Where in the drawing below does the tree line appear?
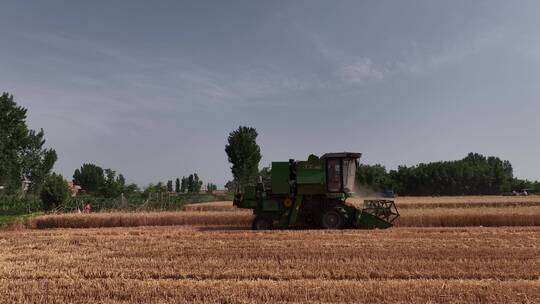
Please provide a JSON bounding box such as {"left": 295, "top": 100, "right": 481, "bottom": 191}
{"left": 2, "top": 90, "right": 539, "bottom": 213}
{"left": 1, "top": 91, "right": 221, "bottom": 211}
{"left": 73, "top": 163, "right": 137, "bottom": 198}
{"left": 74, "top": 164, "right": 215, "bottom": 197}
{"left": 222, "top": 126, "right": 540, "bottom": 196}
{"left": 163, "top": 174, "right": 215, "bottom": 194}
{"left": 357, "top": 153, "right": 539, "bottom": 196}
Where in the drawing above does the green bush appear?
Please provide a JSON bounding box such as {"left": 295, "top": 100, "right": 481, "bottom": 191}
{"left": 26, "top": 191, "right": 231, "bottom": 213}
{"left": 0, "top": 195, "right": 42, "bottom": 215}
{"left": 40, "top": 173, "right": 69, "bottom": 210}
{"left": 178, "top": 193, "right": 232, "bottom": 204}
{"left": 174, "top": 196, "right": 186, "bottom": 210}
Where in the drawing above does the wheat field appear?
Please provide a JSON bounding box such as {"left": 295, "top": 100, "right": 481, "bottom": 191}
{"left": 28, "top": 207, "right": 540, "bottom": 229}
{"left": 3, "top": 195, "right": 540, "bottom": 303}
{"left": 185, "top": 196, "right": 540, "bottom": 211}
{"left": 27, "top": 195, "right": 540, "bottom": 229}
{"left": 0, "top": 226, "right": 538, "bottom": 303}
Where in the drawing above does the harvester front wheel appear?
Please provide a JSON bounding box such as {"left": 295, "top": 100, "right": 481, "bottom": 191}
{"left": 252, "top": 216, "right": 273, "bottom": 230}
{"left": 320, "top": 209, "right": 345, "bottom": 229}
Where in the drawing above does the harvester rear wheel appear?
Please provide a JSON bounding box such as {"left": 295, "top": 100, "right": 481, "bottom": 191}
{"left": 320, "top": 209, "right": 345, "bottom": 229}
{"left": 252, "top": 216, "right": 273, "bottom": 230}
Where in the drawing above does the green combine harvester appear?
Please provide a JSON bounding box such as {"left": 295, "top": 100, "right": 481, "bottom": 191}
{"left": 233, "top": 152, "right": 399, "bottom": 230}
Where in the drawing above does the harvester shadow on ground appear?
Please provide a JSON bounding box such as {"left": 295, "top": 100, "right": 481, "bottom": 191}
{"left": 195, "top": 225, "right": 251, "bottom": 231}
{"left": 193, "top": 225, "right": 366, "bottom": 232}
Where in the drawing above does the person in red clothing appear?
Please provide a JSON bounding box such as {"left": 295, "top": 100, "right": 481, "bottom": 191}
{"left": 84, "top": 202, "right": 92, "bottom": 213}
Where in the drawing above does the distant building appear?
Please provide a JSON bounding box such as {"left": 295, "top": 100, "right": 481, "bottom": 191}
{"left": 211, "top": 190, "right": 226, "bottom": 195}
{"left": 68, "top": 181, "right": 82, "bottom": 197}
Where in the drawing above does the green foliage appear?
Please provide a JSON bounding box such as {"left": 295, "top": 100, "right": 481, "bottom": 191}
{"left": 40, "top": 173, "right": 69, "bottom": 210}
{"left": 143, "top": 182, "right": 167, "bottom": 197}
{"left": 0, "top": 92, "right": 57, "bottom": 193}
{"left": 0, "top": 215, "right": 18, "bottom": 226}
{"left": 20, "top": 129, "right": 58, "bottom": 193}
{"left": 57, "top": 191, "right": 229, "bottom": 212}
{"left": 206, "top": 183, "right": 218, "bottom": 192}
{"left": 0, "top": 92, "right": 28, "bottom": 192}
{"left": 225, "top": 126, "right": 262, "bottom": 188}
{"left": 73, "top": 164, "right": 105, "bottom": 193}
{"left": 356, "top": 164, "right": 390, "bottom": 192}
{"left": 180, "top": 176, "right": 187, "bottom": 193}
{"left": 167, "top": 180, "right": 173, "bottom": 192}
{"left": 101, "top": 169, "right": 125, "bottom": 197}
{"left": 193, "top": 174, "right": 202, "bottom": 192}
{"left": 358, "top": 153, "right": 516, "bottom": 196}
{"left": 174, "top": 196, "right": 186, "bottom": 209}
{"left": 63, "top": 193, "right": 136, "bottom": 212}
{"left": 511, "top": 179, "right": 540, "bottom": 194}
{"left": 224, "top": 180, "right": 238, "bottom": 193}
{"left": 176, "top": 192, "right": 231, "bottom": 204}
{"left": 259, "top": 166, "right": 271, "bottom": 190}
{"left": 187, "top": 175, "right": 194, "bottom": 192}
{"left": 0, "top": 212, "right": 44, "bottom": 227}
{"left": 181, "top": 173, "right": 203, "bottom": 193}
{"left": 124, "top": 183, "right": 139, "bottom": 196}
{"left": 0, "top": 194, "right": 42, "bottom": 215}
{"left": 73, "top": 164, "right": 127, "bottom": 198}
{"left": 175, "top": 178, "right": 180, "bottom": 193}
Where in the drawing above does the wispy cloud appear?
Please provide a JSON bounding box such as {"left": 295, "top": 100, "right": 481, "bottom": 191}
{"left": 396, "top": 30, "right": 502, "bottom": 75}
{"left": 10, "top": 31, "right": 286, "bottom": 107}
{"left": 309, "top": 33, "right": 393, "bottom": 86}
{"left": 339, "top": 57, "right": 390, "bottom": 84}
{"left": 310, "top": 28, "right": 502, "bottom": 87}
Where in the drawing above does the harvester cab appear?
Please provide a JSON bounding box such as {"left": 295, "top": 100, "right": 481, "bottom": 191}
{"left": 233, "top": 152, "right": 399, "bottom": 230}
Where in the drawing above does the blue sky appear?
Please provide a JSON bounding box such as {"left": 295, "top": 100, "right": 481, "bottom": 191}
{"left": 1, "top": 1, "right": 539, "bottom": 187}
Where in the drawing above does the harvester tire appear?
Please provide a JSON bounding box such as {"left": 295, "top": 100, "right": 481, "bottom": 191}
{"left": 320, "top": 209, "right": 345, "bottom": 229}
{"left": 283, "top": 197, "right": 293, "bottom": 208}
{"left": 252, "top": 216, "right": 273, "bottom": 230}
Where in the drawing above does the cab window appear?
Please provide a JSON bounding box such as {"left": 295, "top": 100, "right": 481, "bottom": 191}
{"left": 327, "top": 158, "right": 342, "bottom": 192}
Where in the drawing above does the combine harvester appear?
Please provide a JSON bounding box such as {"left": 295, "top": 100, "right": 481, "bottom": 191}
{"left": 234, "top": 152, "right": 399, "bottom": 230}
